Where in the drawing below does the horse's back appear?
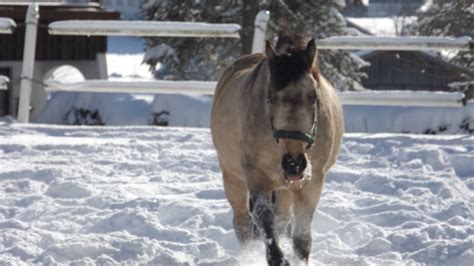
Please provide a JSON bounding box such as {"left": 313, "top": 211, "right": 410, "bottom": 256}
{"left": 212, "top": 53, "right": 264, "bottom": 101}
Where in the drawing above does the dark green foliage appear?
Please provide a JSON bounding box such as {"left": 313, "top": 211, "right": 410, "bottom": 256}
{"left": 140, "top": 0, "right": 366, "bottom": 91}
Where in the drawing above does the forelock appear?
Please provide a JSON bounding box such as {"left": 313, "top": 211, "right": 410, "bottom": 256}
{"left": 268, "top": 49, "right": 312, "bottom": 91}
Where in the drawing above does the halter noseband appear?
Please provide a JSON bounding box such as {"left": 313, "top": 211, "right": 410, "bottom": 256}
{"left": 270, "top": 97, "right": 319, "bottom": 150}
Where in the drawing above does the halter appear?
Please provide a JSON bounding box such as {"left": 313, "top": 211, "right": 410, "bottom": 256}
{"left": 270, "top": 95, "right": 319, "bottom": 150}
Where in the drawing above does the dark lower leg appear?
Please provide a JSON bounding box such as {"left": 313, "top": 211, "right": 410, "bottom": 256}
{"left": 252, "top": 192, "right": 288, "bottom": 266}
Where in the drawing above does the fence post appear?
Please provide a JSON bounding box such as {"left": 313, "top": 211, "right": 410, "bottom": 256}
{"left": 17, "top": 3, "right": 39, "bottom": 123}
{"left": 251, "top": 10, "right": 270, "bottom": 54}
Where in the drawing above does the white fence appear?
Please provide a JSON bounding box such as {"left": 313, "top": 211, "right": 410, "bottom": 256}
{"left": 6, "top": 3, "right": 473, "bottom": 122}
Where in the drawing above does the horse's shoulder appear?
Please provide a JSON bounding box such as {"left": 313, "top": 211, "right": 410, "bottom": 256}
{"left": 232, "top": 53, "right": 265, "bottom": 72}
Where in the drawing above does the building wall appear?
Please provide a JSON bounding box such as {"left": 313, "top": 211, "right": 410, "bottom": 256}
{"left": 360, "top": 51, "right": 467, "bottom": 92}
{"left": 344, "top": 0, "right": 424, "bottom": 17}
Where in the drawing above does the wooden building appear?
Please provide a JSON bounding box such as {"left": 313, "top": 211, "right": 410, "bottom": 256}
{"left": 0, "top": 2, "right": 119, "bottom": 119}
{"left": 359, "top": 50, "right": 473, "bottom": 93}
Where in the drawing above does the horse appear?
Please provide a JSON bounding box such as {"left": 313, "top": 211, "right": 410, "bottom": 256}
{"left": 211, "top": 35, "right": 344, "bottom": 265}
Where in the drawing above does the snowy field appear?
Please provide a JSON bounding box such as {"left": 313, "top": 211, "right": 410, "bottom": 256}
{"left": 0, "top": 120, "right": 473, "bottom": 265}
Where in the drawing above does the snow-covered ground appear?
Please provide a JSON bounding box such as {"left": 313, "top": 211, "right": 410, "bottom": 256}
{"left": 0, "top": 121, "right": 472, "bottom": 265}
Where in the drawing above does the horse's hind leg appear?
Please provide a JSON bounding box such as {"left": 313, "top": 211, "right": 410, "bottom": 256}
{"left": 223, "top": 170, "right": 254, "bottom": 243}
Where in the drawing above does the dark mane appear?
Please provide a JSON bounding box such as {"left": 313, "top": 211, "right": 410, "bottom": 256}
{"left": 268, "top": 35, "right": 318, "bottom": 90}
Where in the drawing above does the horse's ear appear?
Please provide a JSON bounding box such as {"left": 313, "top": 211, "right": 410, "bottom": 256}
{"left": 305, "top": 39, "right": 318, "bottom": 67}
{"left": 265, "top": 41, "right": 277, "bottom": 63}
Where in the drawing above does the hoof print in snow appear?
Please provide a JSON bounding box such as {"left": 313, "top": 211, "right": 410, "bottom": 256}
{"left": 45, "top": 183, "right": 91, "bottom": 199}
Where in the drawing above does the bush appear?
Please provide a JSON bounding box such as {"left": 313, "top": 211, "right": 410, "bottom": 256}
{"left": 65, "top": 107, "right": 105, "bottom": 126}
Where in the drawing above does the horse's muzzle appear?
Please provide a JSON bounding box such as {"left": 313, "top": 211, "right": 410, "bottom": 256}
{"left": 281, "top": 153, "right": 307, "bottom": 181}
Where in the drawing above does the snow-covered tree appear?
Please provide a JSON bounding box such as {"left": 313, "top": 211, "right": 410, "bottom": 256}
{"left": 140, "top": 0, "right": 366, "bottom": 90}
{"left": 417, "top": 0, "right": 473, "bottom": 69}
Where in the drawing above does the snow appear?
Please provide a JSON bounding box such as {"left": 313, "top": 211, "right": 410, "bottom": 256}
{"left": 142, "top": 44, "right": 178, "bottom": 65}
{"left": 317, "top": 36, "right": 472, "bottom": 51}
{"left": 36, "top": 89, "right": 474, "bottom": 133}
{"left": 339, "top": 90, "right": 464, "bottom": 107}
{"left": 0, "top": 17, "right": 16, "bottom": 34}
{"left": 49, "top": 20, "right": 241, "bottom": 38}
{"left": 106, "top": 54, "right": 153, "bottom": 80}
{"left": 346, "top": 17, "right": 417, "bottom": 36}
{"left": 43, "top": 79, "right": 216, "bottom": 95}
{"left": 467, "top": 4, "right": 474, "bottom": 15}
{"left": 0, "top": 75, "right": 9, "bottom": 90}
{"left": 0, "top": 122, "right": 472, "bottom": 265}
{"left": 150, "top": 94, "right": 212, "bottom": 127}
{"left": 344, "top": 101, "right": 474, "bottom": 134}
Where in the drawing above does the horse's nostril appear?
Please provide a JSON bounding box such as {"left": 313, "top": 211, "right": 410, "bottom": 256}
{"left": 282, "top": 153, "right": 307, "bottom": 176}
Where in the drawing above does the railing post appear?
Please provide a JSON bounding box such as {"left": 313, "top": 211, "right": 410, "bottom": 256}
{"left": 17, "top": 3, "right": 39, "bottom": 123}
{"left": 251, "top": 10, "right": 270, "bottom": 54}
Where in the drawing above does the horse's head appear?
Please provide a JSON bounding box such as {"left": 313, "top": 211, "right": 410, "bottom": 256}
{"left": 265, "top": 38, "right": 319, "bottom": 182}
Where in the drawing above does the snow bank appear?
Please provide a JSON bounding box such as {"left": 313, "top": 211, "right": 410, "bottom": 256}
{"left": 36, "top": 92, "right": 154, "bottom": 126}
{"left": 0, "top": 124, "right": 472, "bottom": 265}
{"left": 0, "top": 17, "right": 16, "bottom": 34}
{"left": 106, "top": 54, "right": 153, "bottom": 79}
{"left": 0, "top": 75, "right": 9, "bottom": 90}
{"left": 36, "top": 92, "right": 474, "bottom": 134}
{"left": 150, "top": 94, "right": 212, "bottom": 127}
{"left": 344, "top": 102, "right": 474, "bottom": 134}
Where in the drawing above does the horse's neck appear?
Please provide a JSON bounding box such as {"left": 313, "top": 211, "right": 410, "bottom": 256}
{"left": 240, "top": 59, "right": 272, "bottom": 133}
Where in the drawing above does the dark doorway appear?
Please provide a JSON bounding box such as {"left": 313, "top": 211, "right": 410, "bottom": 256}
{"left": 0, "top": 67, "right": 11, "bottom": 116}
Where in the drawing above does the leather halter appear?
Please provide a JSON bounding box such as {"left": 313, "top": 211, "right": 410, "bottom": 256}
{"left": 270, "top": 94, "right": 319, "bottom": 150}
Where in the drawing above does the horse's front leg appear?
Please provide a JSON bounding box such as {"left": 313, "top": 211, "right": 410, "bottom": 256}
{"left": 292, "top": 175, "right": 324, "bottom": 263}
{"left": 252, "top": 191, "right": 289, "bottom": 266}
{"left": 246, "top": 167, "right": 289, "bottom": 266}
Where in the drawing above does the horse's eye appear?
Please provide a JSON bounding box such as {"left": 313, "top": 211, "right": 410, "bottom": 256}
{"left": 308, "top": 91, "right": 317, "bottom": 104}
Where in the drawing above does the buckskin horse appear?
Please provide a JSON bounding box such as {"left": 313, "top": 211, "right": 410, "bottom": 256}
{"left": 211, "top": 35, "right": 344, "bottom": 265}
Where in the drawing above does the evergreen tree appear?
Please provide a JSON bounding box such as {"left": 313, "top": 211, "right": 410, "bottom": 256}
{"left": 140, "top": 0, "right": 366, "bottom": 90}
{"left": 417, "top": 0, "right": 473, "bottom": 69}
